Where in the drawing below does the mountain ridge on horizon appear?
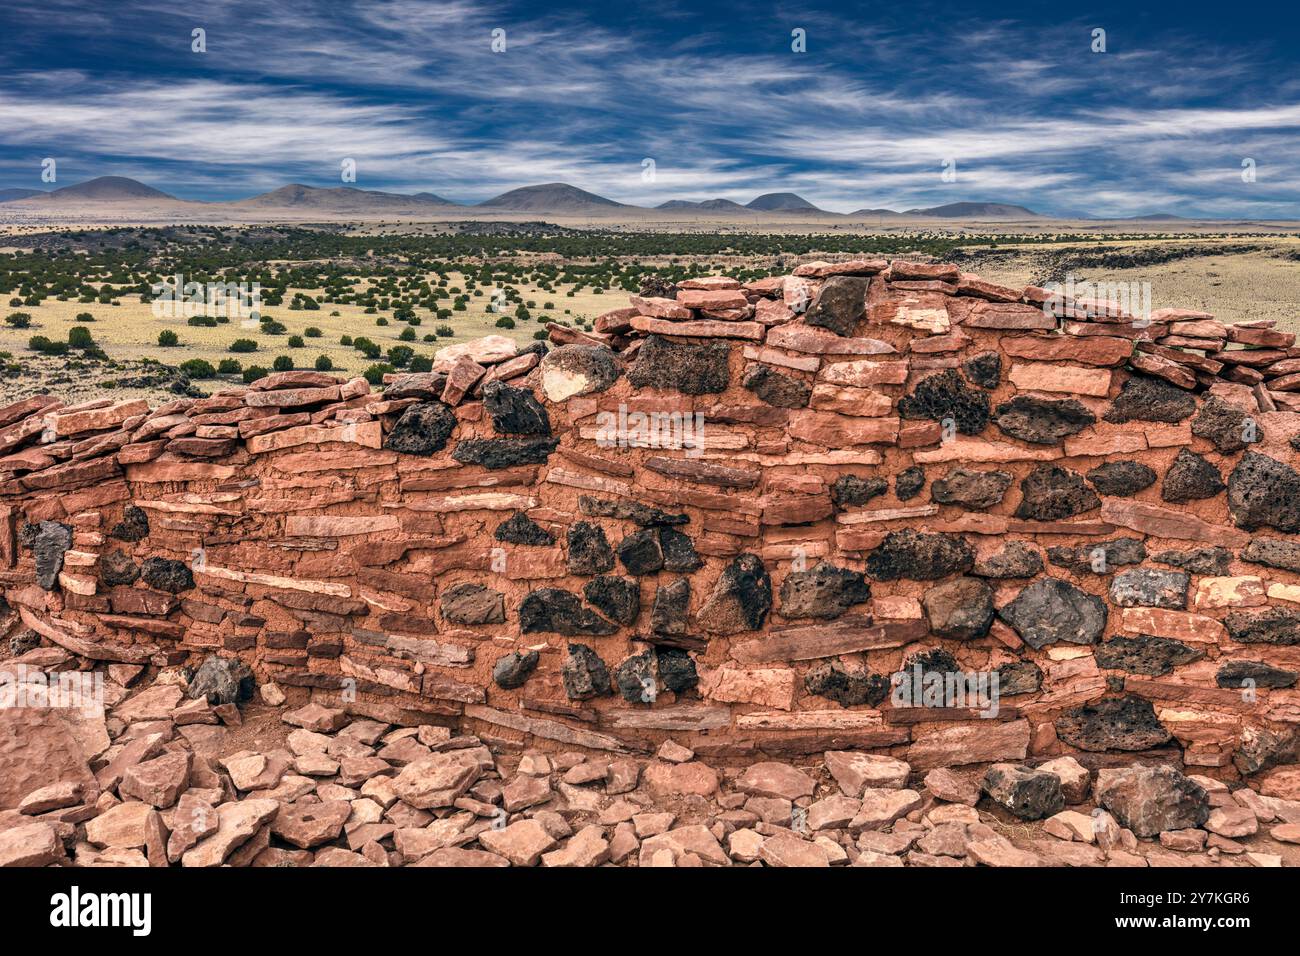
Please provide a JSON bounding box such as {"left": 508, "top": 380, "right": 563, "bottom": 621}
{"left": 0, "top": 175, "right": 1257, "bottom": 221}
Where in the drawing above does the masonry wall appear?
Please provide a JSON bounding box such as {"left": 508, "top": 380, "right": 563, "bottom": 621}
{"left": 4, "top": 258, "right": 1300, "bottom": 788}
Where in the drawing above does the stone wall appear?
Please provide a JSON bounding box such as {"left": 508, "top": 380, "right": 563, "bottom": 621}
{"left": 4, "top": 257, "right": 1300, "bottom": 790}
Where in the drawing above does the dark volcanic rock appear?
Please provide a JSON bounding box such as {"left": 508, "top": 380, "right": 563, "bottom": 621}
{"left": 616, "top": 528, "right": 663, "bottom": 576}
{"left": 930, "top": 468, "right": 1013, "bottom": 509}
{"left": 1235, "top": 727, "right": 1300, "bottom": 776}
{"left": 659, "top": 528, "right": 702, "bottom": 573}
{"left": 638, "top": 276, "right": 677, "bottom": 299}
{"left": 452, "top": 437, "right": 558, "bottom": 470}
{"left": 1216, "top": 660, "right": 1297, "bottom": 690}
{"left": 894, "top": 466, "right": 925, "bottom": 501}
{"left": 494, "top": 511, "right": 555, "bottom": 546}
{"left": 8, "top": 629, "right": 39, "bottom": 657}
{"left": 1056, "top": 695, "right": 1172, "bottom": 752}
{"left": 650, "top": 578, "right": 690, "bottom": 635}
{"left": 804, "top": 275, "right": 869, "bottom": 336}
{"left": 804, "top": 661, "right": 891, "bottom": 707}
{"left": 1087, "top": 461, "right": 1157, "bottom": 497}
{"left": 779, "top": 561, "right": 871, "bottom": 620}
{"left": 922, "top": 576, "right": 994, "bottom": 639}
{"left": 1095, "top": 635, "right": 1204, "bottom": 676}
{"left": 562, "top": 643, "right": 613, "bottom": 699}
{"left": 1192, "top": 395, "right": 1260, "bottom": 453}
{"left": 100, "top": 549, "right": 140, "bottom": 587}
{"left": 518, "top": 589, "right": 619, "bottom": 637}
{"left": 867, "top": 530, "right": 974, "bottom": 581}
{"left": 973, "top": 541, "right": 1043, "bottom": 579}
{"left": 1095, "top": 765, "right": 1209, "bottom": 837}
{"left": 188, "top": 654, "right": 255, "bottom": 705}
{"left": 897, "top": 369, "right": 990, "bottom": 435}
{"left": 1014, "top": 465, "right": 1100, "bottom": 520}
{"left": 1242, "top": 537, "right": 1300, "bottom": 573}
{"left": 982, "top": 764, "right": 1065, "bottom": 821}
{"left": 997, "top": 660, "right": 1043, "bottom": 696}
{"left": 696, "top": 553, "right": 771, "bottom": 634}
{"left": 566, "top": 522, "right": 615, "bottom": 575}
{"left": 831, "top": 474, "right": 888, "bottom": 508}
{"left": 963, "top": 351, "right": 1001, "bottom": 389}
{"left": 656, "top": 647, "right": 698, "bottom": 694}
{"left": 481, "top": 380, "right": 551, "bottom": 436}
{"left": 384, "top": 401, "right": 457, "bottom": 455}
{"left": 31, "top": 521, "right": 72, "bottom": 591}
{"left": 539, "top": 344, "right": 620, "bottom": 397}
{"left": 741, "top": 364, "right": 811, "bottom": 408}
{"left": 1047, "top": 537, "right": 1146, "bottom": 575}
{"left": 441, "top": 583, "right": 506, "bottom": 625}
{"left": 492, "top": 650, "right": 539, "bottom": 690}
{"left": 1225, "top": 607, "right": 1300, "bottom": 645}
{"left": 109, "top": 505, "right": 150, "bottom": 542}
{"left": 1161, "top": 448, "right": 1224, "bottom": 502}
{"left": 614, "top": 650, "right": 658, "bottom": 703}
{"left": 1103, "top": 375, "right": 1196, "bottom": 424}
{"left": 997, "top": 577, "right": 1107, "bottom": 649}
{"left": 627, "top": 334, "right": 730, "bottom": 394}
{"left": 1108, "top": 568, "right": 1189, "bottom": 609}
{"left": 993, "top": 396, "right": 1095, "bottom": 445}
{"left": 583, "top": 576, "right": 641, "bottom": 626}
{"left": 578, "top": 496, "right": 688, "bottom": 528}
{"left": 1228, "top": 452, "right": 1300, "bottom": 532}
{"left": 1153, "top": 547, "right": 1232, "bottom": 576}
{"left": 141, "top": 557, "right": 194, "bottom": 593}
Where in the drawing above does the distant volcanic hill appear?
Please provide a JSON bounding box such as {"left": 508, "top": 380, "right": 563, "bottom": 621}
{"left": 477, "top": 183, "right": 629, "bottom": 212}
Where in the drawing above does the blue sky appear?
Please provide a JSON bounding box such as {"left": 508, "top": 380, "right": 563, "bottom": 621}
{"left": 2, "top": 0, "right": 1299, "bottom": 217}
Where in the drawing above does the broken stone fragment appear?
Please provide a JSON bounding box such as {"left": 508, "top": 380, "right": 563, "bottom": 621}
{"left": 696, "top": 553, "right": 772, "bottom": 634}
{"left": 452, "top": 437, "right": 558, "bottom": 470}
{"left": 109, "top": 504, "right": 150, "bottom": 541}
{"left": 922, "top": 576, "right": 994, "bottom": 639}
{"left": 1191, "top": 395, "right": 1260, "bottom": 453}
{"left": 188, "top": 654, "right": 255, "bottom": 704}
{"left": 30, "top": 520, "right": 72, "bottom": 590}
{"left": 867, "top": 530, "right": 974, "bottom": 581}
{"left": 804, "top": 660, "right": 890, "bottom": 707}
{"left": 655, "top": 647, "right": 698, "bottom": 694}
{"left": 566, "top": 521, "right": 615, "bottom": 575}
{"left": 982, "top": 764, "right": 1065, "bottom": 820}
{"left": 929, "top": 467, "right": 1012, "bottom": 509}
{"left": 614, "top": 649, "right": 657, "bottom": 703}
{"left": 494, "top": 511, "right": 555, "bottom": 546}
{"left": 583, "top": 575, "right": 641, "bottom": 626}
{"left": 539, "top": 344, "right": 621, "bottom": 401}
{"left": 616, "top": 528, "right": 663, "bottom": 575}
{"left": 493, "top": 650, "right": 540, "bottom": 689}
{"left": 894, "top": 466, "right": 925, "bottom": 501}
{"left": 1225, "top": 606, "right": 1300, "bottom": 645}
{"left": 778, "top": 561, "right": 871, "bottom": 620}
{"left": 441, "top": 582, "right": 507, "bottom": 625}
{"left": 578, "top": 496, "right": 689, "bottom": 528}
{"left": 996, "top": 660, "right": 1043, "bottom": 696}
{"left": 803, "top": 275, "right": 869, "bottom": 336}
{"left": 1241, "top": 537, "right": 1300, "bottom": 573}
{"left": 1055, "top": 695, "right": 1172, "bottom": 752}
{"left": 650, "top": 578, "right": 690, "bottom": 635}
{"left": 141, "top": 557, "right": 194, "bottom": 593}
{"left": 997, "top": 577, "right": 1107, "bottom": 648}
{"left": 1216, "top": 660, "right": 1298, "bottom": 690}
{"left": 481, "top": 380, "right": 551, "bottom": 435}
{"left": 1108, "top": 568, "right": 1189, "bottom": 609}
{"left": 659, "top": 528, "right": 702, "bottom": 572}
{"left": 830, "top": 474, "right": 888, "bottom": 508}
{"left": 562, "top": 643, "right": 613, "bottom": 699}
{"left": 1086, "top": 460, "right": 1157, "bottom": 496}
{"left": 1094, "top": 765, "right": 1209, "bottom": 837}
{"left": 742, "top": 363, "right": 810, "bottom": 408}
{"left": 1046, "top": 537, "right": 1145, "bottom": 575}
{"left": 1228, "top": 451, "right": 1300, "bottom": 532}
{"left": 897, "top": 369, "right": 989, "bottom": 435}
{"left": 518, "top": 589, "right": 619, "bottom": 637}
{"left": 992, "top": 395, "right": 1095, "bottom": 444}
{"left": 383, "top": 401, "right": 457, "bottom": 455}
{"left": 1161, "top": 448, "right": 1224, "bottom": 502}
{"left": 1014, "top": 465, "right": 1100, "bottom": 521}
{"left": 627, "top": 335, "right": 730, "bottom": 394}
{"left": 1154, "top": 546, "right": 1232, "bottom": 576}
{"left": 100, "top": 549, "right": 140, "bottom": 586}
{"left": 962, "top": 351, "right": 1001, "bottom": 389}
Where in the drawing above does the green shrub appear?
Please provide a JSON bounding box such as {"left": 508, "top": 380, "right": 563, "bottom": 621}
{"left": 435, "top": 325, "right": 454, "bottom": 337}
{"left": 409, "top": 355, "right": 433, "bottom": 372}
{"left": 398, "top": 327, "right": 416, "bottom": 341}
{"left": 218, "top": 358, "right": 242, "bottom": 374}
{"left": 314, "top": 354, "right": 333, "bottom": 371}
{"left": 179, "top": 358, "right": 216, "bottom": 378}
{"left": 339, "top": 334, "right": 353, "bottom": 346}
{"left": 288, "top": 335, "right": 304, "bottom": 348}
{"left": 386, "top": 345, "right": 414, "bottom": 368}
{"left": 272, "top": 355, "right": 294, "bottom": 372}
{"left": 304, "top": 327, "right": 322, "bottom": 338}
{"left": 5, "top": 312, "right": 32, "bottom": 329}
{"left": 157, "top": 330, "right": 179, "bottom": 347}
{"left": 76, "top": 311, "right": 95, "bottom": 322}
{"left": 242, "top": 365, "right": 268, "bottom": 383}
{"left": 363, "top": 362, "right": 394, "bottom": 385}
{"left": 494, "top": 316, "right": 515, "bottom": 329}
{"left": 187, "top": 315, "right": 218, "bottom": 327}
{"left": 532, "top": 330, "right": 549, "bottom": 340}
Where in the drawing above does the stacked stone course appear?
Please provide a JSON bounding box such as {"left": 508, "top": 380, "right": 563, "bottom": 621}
{"left": 4, "top": 257, "right": 1300, "bottom": 794}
